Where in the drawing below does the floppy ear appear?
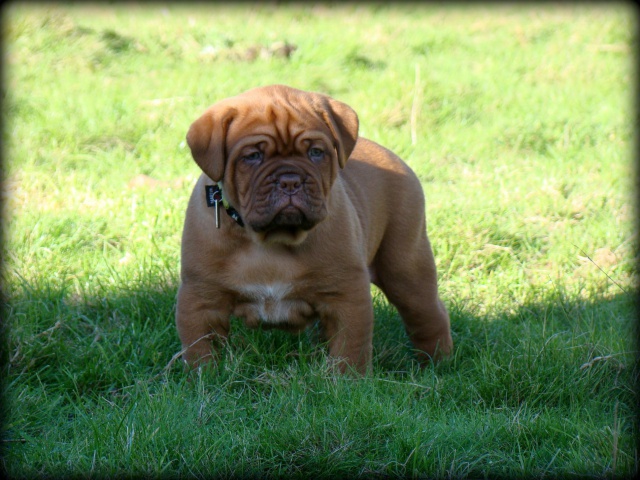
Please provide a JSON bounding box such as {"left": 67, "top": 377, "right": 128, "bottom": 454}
{"left": 186, "top": 104, "right": 236, "bottom": 183}
{"left": 316, "top": 96, "right": 359, "bottom": 169}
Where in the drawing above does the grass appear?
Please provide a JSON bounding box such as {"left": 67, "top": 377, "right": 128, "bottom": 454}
{"left": 2, "top": 2, "right": 637, "bottom": 478}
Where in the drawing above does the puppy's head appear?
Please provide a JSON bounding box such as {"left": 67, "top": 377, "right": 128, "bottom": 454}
{"left": 186, "top": 85, "right": 359, "bottom": 245}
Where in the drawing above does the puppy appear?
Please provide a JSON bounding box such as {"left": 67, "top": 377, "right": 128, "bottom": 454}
{"left": 176, "top": 85, "right": 452, "bottom": 374}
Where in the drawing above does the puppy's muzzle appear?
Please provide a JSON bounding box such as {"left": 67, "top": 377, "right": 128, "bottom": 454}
{"left": 245, "top": 166, "right": 328, "bottom": 243}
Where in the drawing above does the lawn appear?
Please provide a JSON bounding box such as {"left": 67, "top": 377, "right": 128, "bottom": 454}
{"left": 1, "top": 3, "right": 637, "bottom": 478}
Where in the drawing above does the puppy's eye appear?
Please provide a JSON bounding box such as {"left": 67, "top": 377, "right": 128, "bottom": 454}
{"left": 308, "top": 147, "right": 324, "bottom": 162}
{"left": 242, "top": 151, "right": 263, "bottom": 164}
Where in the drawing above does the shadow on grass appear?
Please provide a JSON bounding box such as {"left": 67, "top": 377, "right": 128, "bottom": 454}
{"left": 2, "top": 276, "right": 637, "bottom": 398}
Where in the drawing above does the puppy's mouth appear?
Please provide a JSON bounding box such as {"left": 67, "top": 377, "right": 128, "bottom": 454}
{"left": 262, "top": 206, "right": 316, "bottom": 231}
{"left": 250, "top": 205, "right": 317, "bottom": 244}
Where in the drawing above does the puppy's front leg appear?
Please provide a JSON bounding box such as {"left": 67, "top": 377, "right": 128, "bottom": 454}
{"left": 319, "top": 284, "right": 374, "bottom": 375}
{"left": 175, "top": 283, "right": 231, "bottom": 368}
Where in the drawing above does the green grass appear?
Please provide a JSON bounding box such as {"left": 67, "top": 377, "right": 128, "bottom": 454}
{"left": 2, "top": 3, "right": 637, "bottom": 478}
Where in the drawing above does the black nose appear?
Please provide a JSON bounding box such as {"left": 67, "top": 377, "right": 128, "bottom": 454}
{"left": 277, "top": 173, "right": 302, "bottom": 195}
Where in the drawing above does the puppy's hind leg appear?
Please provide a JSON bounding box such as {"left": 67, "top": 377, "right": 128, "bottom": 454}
{"left": 373, "top": 230, "right": 452, "bottom": 364}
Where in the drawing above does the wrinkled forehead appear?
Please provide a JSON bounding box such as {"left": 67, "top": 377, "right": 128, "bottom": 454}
{"left": 223, "top": 90, "right": 333, "bottom": 152}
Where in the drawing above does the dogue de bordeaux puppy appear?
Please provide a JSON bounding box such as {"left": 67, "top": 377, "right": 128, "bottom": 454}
{"left": 176, "top": 84, "right": 452, "bottom": 374}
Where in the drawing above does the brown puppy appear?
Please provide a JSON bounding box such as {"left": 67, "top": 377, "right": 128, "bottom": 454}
{"left": 176, "top": 85, "right": 452, "bottom": 374}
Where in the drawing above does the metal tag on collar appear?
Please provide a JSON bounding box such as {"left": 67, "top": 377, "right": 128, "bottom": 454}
{"left": 205, "top": 185, "right": 222, "bottom": 229}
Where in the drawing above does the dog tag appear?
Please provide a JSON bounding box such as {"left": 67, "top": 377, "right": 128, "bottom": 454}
{"left": 205, "top": 185, "right": 221, "bottom": 229}
{"left": 214, "top": 198, "right": 220, "bottom": 228}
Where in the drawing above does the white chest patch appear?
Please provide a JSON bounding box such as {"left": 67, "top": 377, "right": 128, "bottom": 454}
{"left": 238, "top": 283, "right": 295, "bottom": 323}
{"left": 242, "top": 283, "right": 292, "bottom": 302}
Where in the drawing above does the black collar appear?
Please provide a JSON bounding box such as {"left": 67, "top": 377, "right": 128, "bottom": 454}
{"left": 205, "top": 184, "right": 244, "bottom": 228}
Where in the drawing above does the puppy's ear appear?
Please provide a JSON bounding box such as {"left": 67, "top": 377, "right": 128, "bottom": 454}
{"left": 316, "top": 97, "right": 359, "bottom": 169}
{"left": 186, "top": 105, "right": 236, "bottom": 183}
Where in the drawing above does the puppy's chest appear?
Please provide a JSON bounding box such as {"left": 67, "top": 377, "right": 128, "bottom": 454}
{"left": 223, "top": 246, "right": 318, "bottom": 327}
{"left": 232, "top": 282, "right": 314, "bottom": 327}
